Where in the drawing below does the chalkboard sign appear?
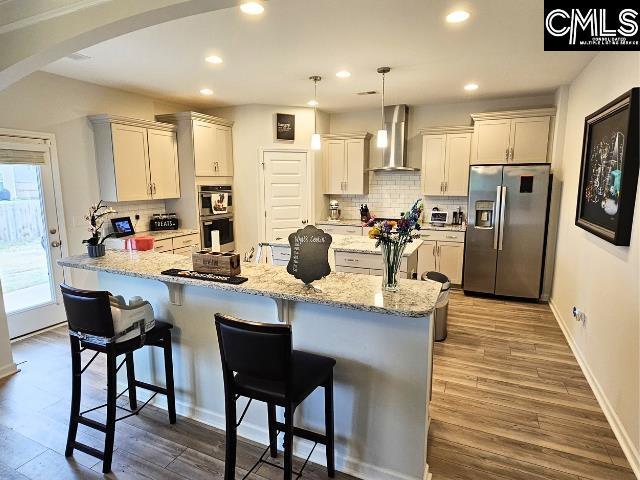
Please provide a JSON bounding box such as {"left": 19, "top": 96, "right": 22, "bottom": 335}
{"left": 286, "top": 225, "right": 332, "bottom": 284}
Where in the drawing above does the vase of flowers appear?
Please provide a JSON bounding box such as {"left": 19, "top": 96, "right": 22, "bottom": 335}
{"left": 83, "top": 201, "right": 117, "bottom": 257}
{"left": 368, "top": 199, "right": 423, "bottom": 292}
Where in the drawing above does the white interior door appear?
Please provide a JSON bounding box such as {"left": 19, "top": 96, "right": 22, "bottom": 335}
{"left": 262, "top": 150, "right": 309, "bottom": 243}
{"left": 0, "top": 135, "right": 66, "bottom": 338}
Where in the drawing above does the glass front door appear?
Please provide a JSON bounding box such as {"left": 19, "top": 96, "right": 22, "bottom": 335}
{"left": 0, "top": 138, "right": 65, "bottom": 338}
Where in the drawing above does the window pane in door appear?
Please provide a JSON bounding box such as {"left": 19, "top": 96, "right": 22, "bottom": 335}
{"left": 0, "top": 164, "right": 53, "bottom": 314}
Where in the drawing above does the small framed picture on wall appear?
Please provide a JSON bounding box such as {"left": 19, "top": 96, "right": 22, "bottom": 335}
{"left": 575, "top": 87, "right": 639, "bottom": 246}
{"left": 275, "top": 113, "right": 295, "bottom": 142}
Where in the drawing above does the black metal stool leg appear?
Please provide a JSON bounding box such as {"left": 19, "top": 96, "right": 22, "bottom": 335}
{"left": 125, "top": 352, "right": 137, "bottom": 411}
{"left": 163, "top": 331, "right": 177, "bottom": 424}
{"left": 224, "top": 393, "right": 237, "bottom": 480}
{"left": 267, "top": 403, "right": 278, "bottom": 458}
{"left": 324, "top": 374, "right": 335, "bottom": 478}
{"left": 65, "top": 336, "right": 82, "bottom": 457}
{"left": 283, "top": 404, "right": 294, "bottom": 480}
{"left": 103, "top": 351, "right": 117, "bottom": 473}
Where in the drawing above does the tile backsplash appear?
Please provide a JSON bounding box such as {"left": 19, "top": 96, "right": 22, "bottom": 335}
{"left": 103, "top": 200, "right": 166, "bottom": 234}
{"left": 329, "top": 171, "right": 467, "bottom": 222}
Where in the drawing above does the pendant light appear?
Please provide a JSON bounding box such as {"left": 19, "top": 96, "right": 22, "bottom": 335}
{"left": 376, "top": 67, "right": 390, "bottom": 149}
{"left": 310, "top": 75, "right": 322, "bottom": 150}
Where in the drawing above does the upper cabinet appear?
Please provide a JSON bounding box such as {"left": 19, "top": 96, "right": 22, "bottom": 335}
{"left": 420, "top": 126, "right": 472, "bottom": 196}
{"left": 156, "top": 112, "right": 234, "bottom": 178}
{"left": 470, "top": 108, "right": 555, "bottom": 165}
{"left": 322, "top": 132, "right": 371, "bottom": 195}
{"left": 90, "top": 115, "right": 180, "bottom": 202}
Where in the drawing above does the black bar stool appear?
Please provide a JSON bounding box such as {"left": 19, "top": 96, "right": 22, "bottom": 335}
{"left": 215, "top": 313, "right": 336, "bottom": 480}
{"left": 60, "top": 284, "right": 177, "bottom": 473}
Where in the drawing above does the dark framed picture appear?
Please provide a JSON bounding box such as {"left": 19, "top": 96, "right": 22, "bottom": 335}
{"left": 575, "top": 88, "right": 639, "bottom": 246}
{"left": 275, "top": 113, "right": 295, "bottom": 141}
{"left": 110, "top": 216, "right": 135, "bottom": 237}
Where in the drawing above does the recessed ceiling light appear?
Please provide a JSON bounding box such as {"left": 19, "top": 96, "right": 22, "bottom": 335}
{"left": 200, "top": 88, "right": 214, "bottom": 95}
{"left": 336, "top": 70, "right": 351, "bottom": 78}
{"left": 307, "top": 100, "right": 319, "bottom": 107}
{"left": 205, "top": 55, "right": 223, "bottom": 64}
{"left": 446, "top": 10, "right": 470, "bottom": 23}
{"left": 240, "top": 2, "right": 264, "bottom": 15}
{"left": 464, "top": 83, "right": 479, "bottom": 91}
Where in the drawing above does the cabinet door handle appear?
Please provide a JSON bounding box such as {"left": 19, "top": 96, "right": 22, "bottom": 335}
{"left": 432, "top": 245, "right": 436, "bottom": 256}
{"left": 444, "top": 181, "right": 448, "bottom": 193}
{"left": 509, "top": 147, "right": 514, "bottom": 161}
{"left": 152, "top": 182, "right": 156, "bottom": 194}
{"left": 446, "top": 235, "right": 457, "bottom": 239}
{"left": 505, "top": 147, "right": 509, "bottom": 161}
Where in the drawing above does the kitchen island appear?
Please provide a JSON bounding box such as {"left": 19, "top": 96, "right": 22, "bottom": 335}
{"left": 58, "top": 250, "right": 440, "bottom": 480}
{"left": 266, "top": 234, "right": 422, "bottom": 279}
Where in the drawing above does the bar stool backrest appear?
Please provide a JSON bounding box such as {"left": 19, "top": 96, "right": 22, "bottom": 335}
{"left": 61, "top": 284, "right": 115, "bottom": 338}
{"left": 215, "top": 313, "right": 292, "bottom": 387}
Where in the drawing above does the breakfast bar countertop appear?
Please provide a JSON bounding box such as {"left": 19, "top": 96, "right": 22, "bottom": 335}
{"left": 266, "top": 234, "right": 422, "bottom": 257}
{"left": 58, "top": 250, "right": 441, "bottom": 317}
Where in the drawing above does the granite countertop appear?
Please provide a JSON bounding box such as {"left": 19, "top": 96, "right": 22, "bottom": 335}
{"left": 58, "top": 251, "right": 441, "bottom": 317}
{"left": 266, "top": 234, "right": 422, "bottom": 257}
{"left": 113, "top": 229, "right": 199, "bottom": 241}
{"left": 315, "top": 219, "right": 364, "bottom": 227}
{"left": 420, "top": 224, "right": 467, "bottom": 232}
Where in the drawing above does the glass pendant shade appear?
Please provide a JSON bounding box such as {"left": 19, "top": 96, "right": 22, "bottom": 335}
{"left": 311, "top": 133, "right": 321, "bottom": 150}
{"left": 377, "top": 129, "right": 388, "bottom": 148}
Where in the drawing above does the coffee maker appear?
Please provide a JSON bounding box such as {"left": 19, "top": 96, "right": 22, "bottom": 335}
{"left": 329, "top": 200, "right": 341, "bottom": 220}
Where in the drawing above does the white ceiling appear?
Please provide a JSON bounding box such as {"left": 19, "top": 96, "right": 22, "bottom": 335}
{"left": 42, "top": 0, "right": 595, "bottom": 113}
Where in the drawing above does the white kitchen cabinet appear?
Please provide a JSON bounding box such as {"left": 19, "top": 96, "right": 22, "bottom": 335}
{"left": 470, "top": 109, "right": 555, "bottom": 165}
{"left": 420, "top": 127, "right": 472, "bottom": 196}
{"left": 147, "top": 128, "right": 180, "bottom": 199}
{"left": 156, "top": 112, "right": 234, "bottom": 178}
{"left": 417, "top": 230, "right": 465, "bottom": 284}
{"left": 90, "top": 115, "right": 180, "bottom": 202}
{"left": 322, "top": 133, "right": 371, "bottom": 195}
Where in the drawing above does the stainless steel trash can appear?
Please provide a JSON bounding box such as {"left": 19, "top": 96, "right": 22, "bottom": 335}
{"left": 422, "top": 271, "right": 450, "bottom": 342}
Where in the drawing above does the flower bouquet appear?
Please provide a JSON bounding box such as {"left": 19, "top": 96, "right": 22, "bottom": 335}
{"left": 367, "top": 199, "right": 423, "bottom": 291}
{"left": 83, "top": 201, "right": 117, "bottom": 257}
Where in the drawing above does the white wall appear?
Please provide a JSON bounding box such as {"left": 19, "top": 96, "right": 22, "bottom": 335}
{"left": 550, "top": 52, "right": 640, "bottom": 476}
{"left": 0, "top": 71, "right": 194, "bottom": 289}
{"left": 208, "top": 105, "right": 329, "bottom": 256}
{"left": 0, "top": 281, "right": 16, "bottom": 379}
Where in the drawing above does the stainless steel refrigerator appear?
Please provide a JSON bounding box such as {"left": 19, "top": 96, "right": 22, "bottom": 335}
{"left": 463, "top": 165, "right": 551, "bottom": 299}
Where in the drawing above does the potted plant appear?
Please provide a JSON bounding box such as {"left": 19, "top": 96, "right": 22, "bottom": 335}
{"left": 367, "top": 199, "right": 423, "bottom": 291}
{"left": 83, "top": 201, "right": 117, "bottom": 257}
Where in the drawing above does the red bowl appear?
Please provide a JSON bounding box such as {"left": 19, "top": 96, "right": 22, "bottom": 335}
{"left": 125, "top": 236, "right": 155, "bottom": 251}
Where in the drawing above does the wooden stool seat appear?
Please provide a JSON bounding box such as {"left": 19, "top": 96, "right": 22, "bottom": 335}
{"left": 215, "top": 313, "right": 335, "bottom": 480}
{"left": 60, "top": 284, "right": 177, "bottom": 474}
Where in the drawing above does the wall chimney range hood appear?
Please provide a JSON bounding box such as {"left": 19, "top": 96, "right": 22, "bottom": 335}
{"left": 369, "top": 104, "right": 419, "bottom": 172}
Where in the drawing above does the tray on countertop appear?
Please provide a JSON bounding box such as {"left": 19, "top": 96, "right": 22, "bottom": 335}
{"left": 161, "top": 268, "right": 248, "bottom": 285}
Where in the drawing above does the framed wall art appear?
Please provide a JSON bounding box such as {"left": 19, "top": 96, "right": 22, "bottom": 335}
{"left": 575, "top": 87, "right": 639, "bottom": 246}
{"left": 275, "top": 113, "right": 295, "bottom": 142}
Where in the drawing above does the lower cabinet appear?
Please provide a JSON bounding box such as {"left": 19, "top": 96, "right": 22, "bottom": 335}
{"left": 417, "top": 231, "right": 465, "bottom": 284}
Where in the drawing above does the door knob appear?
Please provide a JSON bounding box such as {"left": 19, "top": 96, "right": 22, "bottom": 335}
{"left": 49, "top": 228, "right": 57, "bottom": 234}
{"left": 51, "top": 240, "right": 61, "bottom": 248}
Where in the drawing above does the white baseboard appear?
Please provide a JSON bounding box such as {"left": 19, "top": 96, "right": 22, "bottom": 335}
{"left": 0, "top": 362, "right": 18, "bottom": 380}
{"left": 130, "top": 386, "right": 425, "bottom": 480}
{"left": 549, "top": 300, "right": 640, "bottom": 479}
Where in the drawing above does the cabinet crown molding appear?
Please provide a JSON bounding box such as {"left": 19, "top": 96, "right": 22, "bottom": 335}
{"left": 155, "top": 111, "right": 234, "bottom": 127}
{"left": 470, "top": 107, "right": 556, "bottom": 122}
{"left": 88, "top": 114, "right": 176, "bottom": 131}
{"left": 418, "top": 126, "right": 473, "bottom": 135}
{"left": 321, "top": 132, "right": 372, "bottom": 140}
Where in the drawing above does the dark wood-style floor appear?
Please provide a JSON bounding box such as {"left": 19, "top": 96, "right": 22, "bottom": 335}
{"left": 427, "top": 291, "right": 636, "bottom": 480}
{"left": 0, "top": 326, "right": 357, "bottom": 480}
{"left": 0, "top": 292, "right": 635, "bottom": 480}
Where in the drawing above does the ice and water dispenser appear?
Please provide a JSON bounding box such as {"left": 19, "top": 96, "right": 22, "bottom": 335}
{"left": 475, "top": 200, "right": 495, "bottom": 228}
